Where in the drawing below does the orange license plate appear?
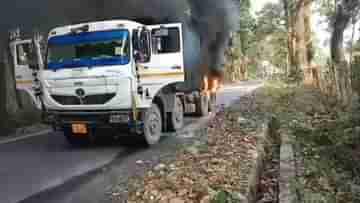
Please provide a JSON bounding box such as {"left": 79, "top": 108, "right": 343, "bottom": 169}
{"left": 72, "top": 123, "right": 87, "bottom": 134}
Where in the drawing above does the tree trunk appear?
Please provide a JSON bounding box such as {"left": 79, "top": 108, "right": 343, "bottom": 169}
{"left": 284, "top": 0, "right": 314, "bottom": 82}
{"left": 282, "top": 0, "right": 297, "bottom": 77}
{"left": 330, "top": 2, "right": 356, "bottom": 106}
{"left": 239, "top": 56, "right": 248, "bottom": 81}
{"left": 349, "top": 17, "right": 356, "bottom": 70}
{"left": 293, "top": 0, "right": 308, "bottom": 82}
{"left": 303, "top": 0, "right": 316, "bottom": 86}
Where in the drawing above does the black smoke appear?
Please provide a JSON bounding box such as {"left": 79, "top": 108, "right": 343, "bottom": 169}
{"left": 0, "top": 0, "right": 239, "bottom": 90}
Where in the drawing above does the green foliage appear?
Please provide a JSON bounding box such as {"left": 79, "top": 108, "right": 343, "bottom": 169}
{"left": 238, "top": 0, "right": 257, "bottom": 55}
{"left": 257, "top": 83, "right": 360, "bottom": 202}
{"left": 211, "top": 191, "right": 228, "bottom": 203}
{"left": 225, "top": 0, "right": 259, "bottom": 81}
{"left": 291, "top": 113, "right": 360, "bottom": 202}
{"left": 316, "top": 0, "right": 337, "bottom": 22}
{"left": 256, "top": 3, "right": 286, "bottom": 36}
{"left": 211, "top": 190, "right": 245, "bottom": 203}
{"left": 247, "top": 63, "right": 258, "bottom": 79}
{"left": 228, "top": 1, "right": 291, "bottom": 79}
{"left": 254, "top": 2, "right": 288, "bottom": 72}
{"left": 286, "top": 101, "right": 360, "bottom": 202}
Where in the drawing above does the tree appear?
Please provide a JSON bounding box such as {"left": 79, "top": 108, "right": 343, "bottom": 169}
{"left": 352, "top": 38, "right": 360, "bottom": 95}
{"left": 282, "top": 0, "right": 296, "bottom": 76}
{"left": 330, "top": 0, "right": 360, "bottom": 106}
{"left": 282, "top": 0, "right": 315, "bottom": 84}
{"left": 225, "top": 0, "right": 256, "bottom": 81}
{"left": 238, "top": 0, "right": 256, "bottom": 55}
{"left": 303, "top": 0, "right": 316, "bottom": 86}
{"left": 256, "top": 2, "right": 288, "bottom": 70}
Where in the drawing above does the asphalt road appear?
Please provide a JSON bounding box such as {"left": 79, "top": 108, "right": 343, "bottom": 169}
{"left": 0, "top": 81, "right": 262, "bottom": 203}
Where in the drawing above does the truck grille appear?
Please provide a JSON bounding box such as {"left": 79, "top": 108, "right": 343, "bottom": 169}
{"left": 51, "top": 93, "right": 116, "bottom": 105}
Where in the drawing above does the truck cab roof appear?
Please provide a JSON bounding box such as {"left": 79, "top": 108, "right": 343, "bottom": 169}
{"left": 48, "top": 20, "right": 144, "bottom": 39}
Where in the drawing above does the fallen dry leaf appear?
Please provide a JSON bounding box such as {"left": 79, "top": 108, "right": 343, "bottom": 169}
{"left": 126, "top": 110, "right": 260, "bottom": 202}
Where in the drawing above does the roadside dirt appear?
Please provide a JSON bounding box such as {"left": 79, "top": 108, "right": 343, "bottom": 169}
{"left": 119, "top": 111, "right": 256, "bottom": 203}
{"left": 108, "top": 89, "right": 277, "bottom": 203}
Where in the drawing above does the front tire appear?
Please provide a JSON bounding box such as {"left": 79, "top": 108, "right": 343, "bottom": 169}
{"left": 143, "top": 103, "right": 163, "bottom": 146}
{"left": 168, "top": 96, "right": 184, "bottom": 131}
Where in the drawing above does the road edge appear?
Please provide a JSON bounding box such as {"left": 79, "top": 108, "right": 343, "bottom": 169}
{"left": 0, "top": 128, "right": 52, "bottom": 145}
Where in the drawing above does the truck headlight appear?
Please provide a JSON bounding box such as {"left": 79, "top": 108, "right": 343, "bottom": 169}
{"left": 109, "top": 114, "right": 129, "bottom": 123}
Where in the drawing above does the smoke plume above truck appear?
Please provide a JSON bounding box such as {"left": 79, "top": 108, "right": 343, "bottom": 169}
{"left": 0, "top": 0, "right": 239, "bottom": 90}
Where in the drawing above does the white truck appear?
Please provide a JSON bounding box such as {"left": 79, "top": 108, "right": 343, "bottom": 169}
{"left": 12, "top": 20, "right": 219, "bottom": 146}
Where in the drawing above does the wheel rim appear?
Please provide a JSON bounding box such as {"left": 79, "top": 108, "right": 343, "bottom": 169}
{"left": 148, "top": 110, "right": 161, "bottom": 136}
{"left": 144, "top": 104, "right": 163, "bottom": 145}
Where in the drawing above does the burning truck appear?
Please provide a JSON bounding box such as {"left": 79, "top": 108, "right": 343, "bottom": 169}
{"left": 5, "top": 0, "right": 239, "bottom": 146}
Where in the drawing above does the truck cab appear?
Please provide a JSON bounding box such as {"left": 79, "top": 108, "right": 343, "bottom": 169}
{"left": 30, "top": 20, "right": 194, "bottom": 146}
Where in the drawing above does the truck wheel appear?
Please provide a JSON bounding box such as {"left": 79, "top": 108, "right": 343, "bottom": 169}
{"left": 196, "top": 94, "right": 209, "bottom": 117}
{"left": 168, "top": 96, "right": 184, "bottom": 131}
{"left": 209, "top": 93, "right": 217, "bottom": 113}
{"left": 63, "top": 128, "right": 90, "bottom": 147}
{"left": 143, "top": 103, "right": 162, "bottom": 146}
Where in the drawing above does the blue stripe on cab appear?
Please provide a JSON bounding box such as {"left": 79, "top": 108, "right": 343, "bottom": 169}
{"left": 47, "top": 57, "right": 129, "bottom": 70}
{"left": 48, "top": 29, "right": 129, "bottom": 45}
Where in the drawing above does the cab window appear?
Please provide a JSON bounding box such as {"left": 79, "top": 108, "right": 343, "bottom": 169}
{"left": 151, "top": 27, "right": 180, "bottom": 54}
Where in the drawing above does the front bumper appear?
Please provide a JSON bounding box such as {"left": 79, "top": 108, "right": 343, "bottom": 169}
{"left": 43, "top": 109, "right": 146, "bottom": 135}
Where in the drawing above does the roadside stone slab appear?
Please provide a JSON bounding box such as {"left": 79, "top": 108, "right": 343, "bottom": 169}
{"left": 279, "top": 133, "right": 298, "bottom": 203}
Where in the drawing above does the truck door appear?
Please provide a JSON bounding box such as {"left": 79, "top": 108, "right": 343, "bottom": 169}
{"left": 13, "top": 40, "right": 33, "bottom": 87}
{"left": 139, "top": 23, "right": 184, "bottom": 77}
{"left": 11, "top": 40, "right": 42, "bottom": 109}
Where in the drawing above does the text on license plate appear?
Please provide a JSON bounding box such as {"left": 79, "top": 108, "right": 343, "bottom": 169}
{"left": 72, "top": 123, "right": 87, "bottom": 134}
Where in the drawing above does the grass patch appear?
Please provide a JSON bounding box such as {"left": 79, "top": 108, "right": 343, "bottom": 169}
{"left": 250, "top": 81, "right": 360, "bottom": 202}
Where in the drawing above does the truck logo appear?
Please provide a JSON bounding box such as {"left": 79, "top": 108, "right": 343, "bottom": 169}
{"left": 74, "top": 81, "right": 84, "bottom": 86}
{"left": 75, "top": 88, "right": 86, "bottom": 104}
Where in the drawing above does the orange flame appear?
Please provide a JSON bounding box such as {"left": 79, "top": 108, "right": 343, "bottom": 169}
{"left": 211, "top": 78, "right": 219, "bottom": 93}
{"left": 203, "top": 75, "right": 222, "bottom": 94}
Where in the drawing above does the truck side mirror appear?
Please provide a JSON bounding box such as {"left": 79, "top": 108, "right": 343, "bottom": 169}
{"left": 141, "top": 29, "right": 151, "bottom": 63}
{"left": 133, "top": 28, "right": 151, "bottom": 63}
{"left": 28, "top": 32, "right": 44, "bottom": 70}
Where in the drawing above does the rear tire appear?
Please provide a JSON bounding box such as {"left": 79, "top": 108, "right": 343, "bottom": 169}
{"left": 168, "top": 96, "right": 184, "bottom": 131}
{"left": 195, "top": 94, "right": 209, "bottom": 117}
{"left": 143, "top": 103, "right": 163, "bottom": 146}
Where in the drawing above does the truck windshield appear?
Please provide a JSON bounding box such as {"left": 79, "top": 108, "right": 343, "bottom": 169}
{"left": 47, "top": 29, "right": 130, "bottom": 70}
